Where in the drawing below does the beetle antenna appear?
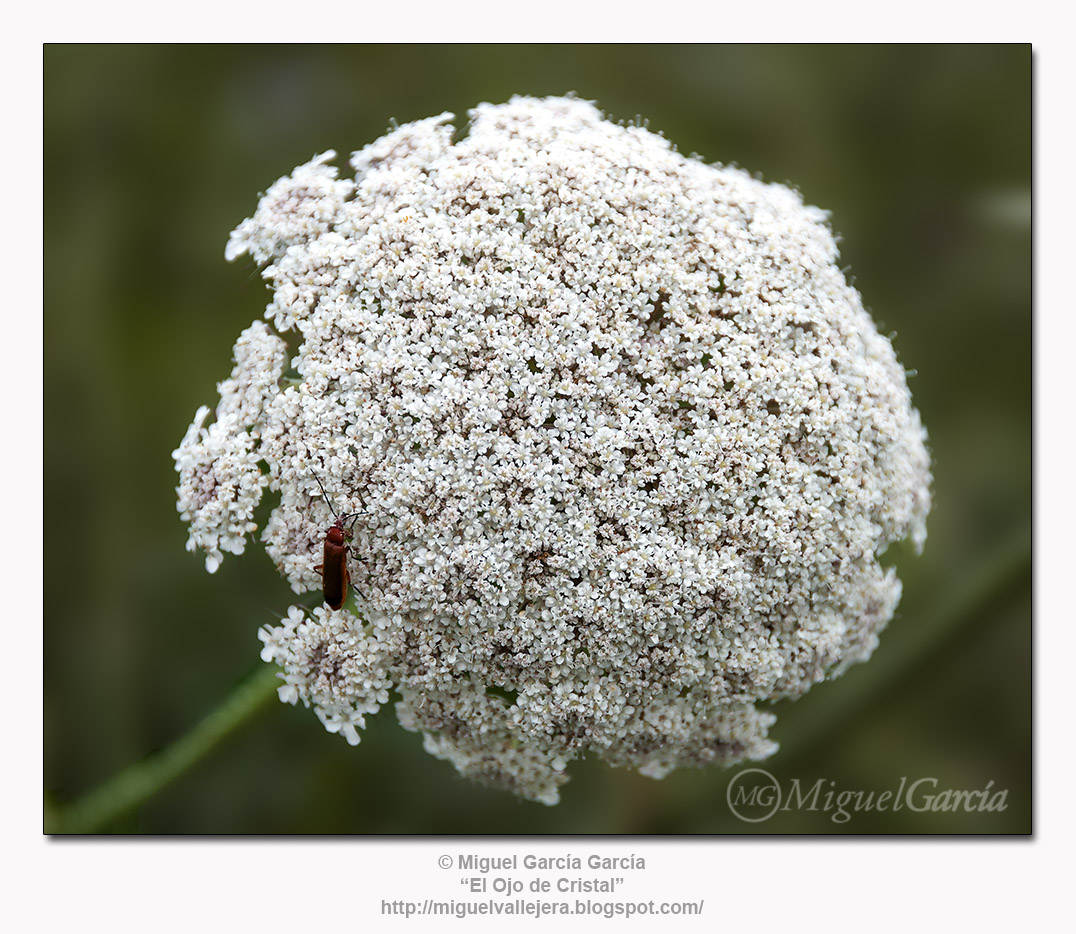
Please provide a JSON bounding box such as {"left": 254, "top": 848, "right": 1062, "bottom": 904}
{"left": 312, "top": 473, "right": 340, "bottom": 520}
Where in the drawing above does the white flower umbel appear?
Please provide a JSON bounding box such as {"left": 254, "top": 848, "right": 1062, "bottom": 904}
{"left": 173, "top": 96, "right": 931, "bottom": 804}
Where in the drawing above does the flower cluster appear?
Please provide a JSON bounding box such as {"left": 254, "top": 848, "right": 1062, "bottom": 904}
{"left": 173, "top": 96, "right": 930, "bottom": 804}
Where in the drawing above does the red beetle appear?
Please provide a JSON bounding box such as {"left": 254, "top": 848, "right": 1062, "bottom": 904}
{"left": 312, "top": 477, "right": 358, "bottom": 611}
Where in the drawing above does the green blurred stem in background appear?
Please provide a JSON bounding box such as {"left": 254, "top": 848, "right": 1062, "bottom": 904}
{"left": 45, "top": 520, "right": 1031, "bottom": 835}
{"left": 45, "top": 665, "right": 281, "bottom": 834}
{"left": 772, "top": 519, "right": 1032, "bottom": 768}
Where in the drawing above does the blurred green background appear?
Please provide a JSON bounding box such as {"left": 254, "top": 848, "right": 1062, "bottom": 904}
{"left": 44, "top": 44, "right": 1030, "bottom": 834}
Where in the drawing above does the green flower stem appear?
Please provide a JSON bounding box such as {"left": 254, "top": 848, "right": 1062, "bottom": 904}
{"left": 46, "top": 664, "right": 281, "bottom": 834}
